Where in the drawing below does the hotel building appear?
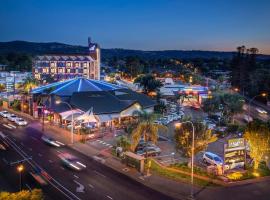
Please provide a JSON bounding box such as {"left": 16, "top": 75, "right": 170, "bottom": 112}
{"left": 33, "top": 38, "right": 100, "bottom": 82}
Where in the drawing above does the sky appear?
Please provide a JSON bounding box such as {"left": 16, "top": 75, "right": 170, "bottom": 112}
{"left": 0, "top": 0, "right": 270, "bottom": 54}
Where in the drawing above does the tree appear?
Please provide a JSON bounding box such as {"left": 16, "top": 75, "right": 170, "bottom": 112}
{"left": 116, "top": 136, "right": 131, "bottom": 151}
{"left": 244, "top": 121, "right": 270, "bottom": 170}
{"left": 20, "top": 77, "right": 39, "bottom": 94}
{"left": 134, "top": 74, "right": 162, "bottom": 94}
{"left": 174, "top": 121, "right": 216, "bottom": 158}
{"left": 202, "top": 92, "right": 244, "bottom": 123}
{"left": 0, "top": 189, "right": 43, "bottom": 200}
{"left": 130, "top": 111, "right": 167, "bottom": 152}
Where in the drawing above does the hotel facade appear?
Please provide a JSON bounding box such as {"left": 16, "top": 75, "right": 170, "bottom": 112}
{"left": 33, "top": 38, "right": 100, "bottom": 82}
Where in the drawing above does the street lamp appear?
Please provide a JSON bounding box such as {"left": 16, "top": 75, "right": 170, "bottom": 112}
{"left": 248, "top": 93, "right": 267, "bottom": 121}
{"left": 175, "top": 121, "right": 195, "bottom": 200}
{"left": 17, "top": 164, "right": 24, "bottom": 191}
{"left": 55, "top": 99, "right": 74, "bottom": 144}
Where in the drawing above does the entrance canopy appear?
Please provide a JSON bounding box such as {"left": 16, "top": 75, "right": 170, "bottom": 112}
{"left": 59, "top": 109, "right": 83, "bottom": 120}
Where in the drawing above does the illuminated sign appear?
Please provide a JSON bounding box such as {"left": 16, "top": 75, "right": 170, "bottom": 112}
{"left": 227, "top": 138, "right": 245, "bottom": 149}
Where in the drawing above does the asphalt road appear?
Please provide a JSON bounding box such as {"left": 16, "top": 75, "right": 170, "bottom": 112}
{"left": 0, "top": 117, "right": 176, "bottom": 200}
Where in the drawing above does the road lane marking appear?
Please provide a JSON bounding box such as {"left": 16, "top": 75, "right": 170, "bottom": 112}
{"left": 88, "top": 184, "right": 94, "bottom": 189}
{"left": 8, "top": 124, "right": 16, "bottom": 129}
{"left": 49, "top": 160, "right": 53, "bottom": 163}
{"left": 3, "top": 124, "right": 12, "bottom": 129}
{"left": 74, "top": 175, "right": 79, "bottom": 179}
{"left": 93, "top": 170, "right": 106, "bottom": 178}
{"left": 28, "top": 148, "right": 32, "bottom": 151}
{"left": 106, "top": 195, "right": 113, "bottom": 200}
{"left": 38, "top": 153, "right": 42, "bottom": 157}
{"left": 25, "top": 184, "right": 32, "bottom": 190}
{"left": 20, "top": 142, "right": 24, "bottom": 146}
{"left": 74, "top": 180, "right": 85, "bottom": 193}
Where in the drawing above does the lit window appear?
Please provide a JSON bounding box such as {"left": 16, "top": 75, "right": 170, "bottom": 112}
{"left": 83, "top": 62, "right": 87, "bottom": 68}
{"left": 67, "top": 62, "right": 71, "bottom": 67}
{"left": 51, "top": 62, "right": 55, "bottom": 67}
{"left": 75, "top": 62, "right": 79, "bottom": 67}
{"left": 67, "top": 68, "right": 71, "bottom": 73}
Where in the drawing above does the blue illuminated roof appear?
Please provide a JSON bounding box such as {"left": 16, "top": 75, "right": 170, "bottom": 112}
{"left": 31, "top": 77, "right": 123, "bottom": 96}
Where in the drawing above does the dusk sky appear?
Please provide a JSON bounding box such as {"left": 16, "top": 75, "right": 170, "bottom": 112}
{"left": 1, "top": 0, "right": 270, "bottom": 54}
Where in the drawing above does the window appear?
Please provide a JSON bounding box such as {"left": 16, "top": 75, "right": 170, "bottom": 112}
{"left": 83, "top": 62, "right": 87, "bottom": 68}
{"left": 67, "top": 68, "right": 71, "bottom": 73}
{"left": 42, "top": 68, "right": 48, "bottom": 73}
{"left": 67, "top": 62, "right": 71, "bottom": 67}
{"left": 75, "top": 62, "right": 79, "bottom": 68}
{"left": 50, "top": 62, "right": 56, "bottom": 68}
{"left": 51, "top": 68, "right": 56, "bottom": 73}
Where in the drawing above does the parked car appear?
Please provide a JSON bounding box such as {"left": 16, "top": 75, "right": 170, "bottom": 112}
{"left": 202, "top": 152, "right": 223, "bottom": 166}
{"left": 59, "top": 153, "right": 86, "bottom": 171}
{"left": 0, "top": 110, "right": 9, "bottom": 118}
{"left": 41, "top": 135, "right": 65, "bottom": 147}
{"left": 137, "top": 146, "right": 161, "bottom": 157}
{"left": 7, "top": 114, "right": 18, "bottom": 122}
{"left": 256, "top": 108, "right": 267, "bottom": 115}
{"left": 15, "top": 118, "right": 28, "bottom": 126}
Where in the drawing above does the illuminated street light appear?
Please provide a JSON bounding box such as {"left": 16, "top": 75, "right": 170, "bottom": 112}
{"left": 175, "top": 121, "right": 195, "bottom": 200}
{"left": 17, "top": 164, "right": 24, "bottom": 191}
{"left": 55, "top": 99, "right": 74, "bottom": 144}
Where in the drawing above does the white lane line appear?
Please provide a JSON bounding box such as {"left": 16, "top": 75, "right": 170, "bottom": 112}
{"left": 105, "top": 143, "right": 110, "bottom": 146}
{"left": 74, "top": 175, "right": 79, "bottom": 179}
{"left": 93, "top": 170, "right": 106, "bottom": 178}
{"left": 20, "top": 142, "right": 24, "bottom": 146}
{"left": 3, "top": 124, "right": 12, "bottom": 129}
{"left": 25, "top": 184, "right": 32, "bottom": 190}
{"left": 8, "top": 124, "right": 16, "bottom": 129}
{"left": 38, "top": 153, "right": 42, "bottom": 157}
{"left": 28, "top": 147, "right": 32, "bottom": 151}
{"left": 49, "top": 160, "right": 53, "bottom": 163}
{"left": 88, "top": 184, "right": 94, "bottom": 189}
{"left": 106, "top": 195, "right": 113, "bottom": 200}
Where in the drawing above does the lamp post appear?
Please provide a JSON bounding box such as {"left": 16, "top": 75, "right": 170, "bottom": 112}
{"left": 175, "top": 121, "right": 195, "bottom": 200}
{"left": 55, "top": 100, "right": 74, "bottom": 144}
{"left": 248, "top": 93, "right": 267, "bottom": 122}
{"left": 17, "top": 164, "right": 24, "bottom": 191}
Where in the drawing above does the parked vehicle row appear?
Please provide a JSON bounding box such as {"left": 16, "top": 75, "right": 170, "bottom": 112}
{"left": 0, "top": 110, "right": 28, "bottom": 126}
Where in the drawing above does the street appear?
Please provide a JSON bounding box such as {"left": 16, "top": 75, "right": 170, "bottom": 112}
{"left": 0, "top": 117, "right": 175, "bottom": 200}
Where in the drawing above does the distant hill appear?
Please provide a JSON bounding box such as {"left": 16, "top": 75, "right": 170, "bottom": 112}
{"left": 0, "top": 40, "right": 270, "bottom": 60}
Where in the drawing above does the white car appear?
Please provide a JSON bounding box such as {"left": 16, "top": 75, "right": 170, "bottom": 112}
{"left": 15, "top": 118, "right": 28, "bottom": 126}
{"left": 0, "top": 110, "right": 10, "bottom": 118}
{"left": 203, "top": 152, "right": 223, "bottom": 166}
{"left": 256, "top": 108, "right": 267, "bottom": 115}
{"left": 7, "top": 114, "right": 18, "bottom": 122}
{"left": 59, "top": 153, "right": 86, "bottom": 171}
{"left": 41, "top": 135, "right": 65, "bottom": 147}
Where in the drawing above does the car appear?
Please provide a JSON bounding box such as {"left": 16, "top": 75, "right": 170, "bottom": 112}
{"left": 137, "top": 146, "right": 161, "bottom": 157}
{"left": 0, "top": 110, "right": 10, "bottom": 118}
{"left": 7, "top": 114, "right": 18, "bottom": 122}
{"left": 59, "top": 153, "right": 86, "bottom": 171}
{"left": 41, "top": 135, "right": 65, "bottom": 147}
{"left": 203, "top": 152, "right": 223, "bottom": 166}
{"left": 256, "top": 108, "right": 267, "bottom": 115}
{"left": 15, "top": 118, "right": 28, "bottom": 126}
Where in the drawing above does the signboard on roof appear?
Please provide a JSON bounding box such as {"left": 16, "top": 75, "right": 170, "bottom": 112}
{"left": 227, "top": 138, "right": 245, "bottom": 149}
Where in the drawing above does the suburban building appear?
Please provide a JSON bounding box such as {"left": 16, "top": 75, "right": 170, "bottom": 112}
{"left": 31, "top": 77, "right": 156, "bottom": 128}
{"left": 33, "top": 38, "right": 100, "bottom": 82}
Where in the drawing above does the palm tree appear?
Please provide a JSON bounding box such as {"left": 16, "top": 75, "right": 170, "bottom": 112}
{"left": 130, "top": 110, "right": 167, "bottom": 153}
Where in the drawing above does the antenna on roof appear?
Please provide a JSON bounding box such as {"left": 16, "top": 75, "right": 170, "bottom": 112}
{"left": 88, "top": 37, "right": 92, "bottom": 46}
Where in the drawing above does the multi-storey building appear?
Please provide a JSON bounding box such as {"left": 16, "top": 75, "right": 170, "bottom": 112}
{"left": 33, "top": 38, "right": 100, "bottom": 82}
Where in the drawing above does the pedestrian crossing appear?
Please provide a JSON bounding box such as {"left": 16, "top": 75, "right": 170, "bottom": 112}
{"left": 95, "top": 139, "right": 113, "bottom": 148}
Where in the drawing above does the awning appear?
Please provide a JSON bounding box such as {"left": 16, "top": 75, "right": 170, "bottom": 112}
{"left": 59, "top": 109, "right": 83, "bottom": 120}
{"left": 96, "top": 114, "right": 113, "bottom": 123}
{"left": 76, "top": 108, "right": 97, "bottom": 123}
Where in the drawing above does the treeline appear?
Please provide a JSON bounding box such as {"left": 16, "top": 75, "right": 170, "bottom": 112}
{"left": 0, "top": 52, "right": 32, "bottom": 71}
{"left": 230, "top": 46, "right": 270, "bottom": 98}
